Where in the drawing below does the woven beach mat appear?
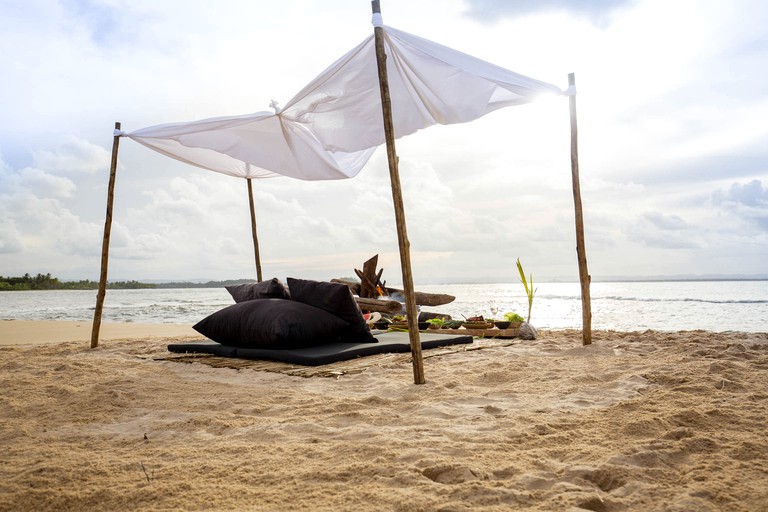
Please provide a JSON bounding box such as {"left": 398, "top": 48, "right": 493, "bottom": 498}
{"left": 157, "top": 337, "right": 519, "bottom": 378}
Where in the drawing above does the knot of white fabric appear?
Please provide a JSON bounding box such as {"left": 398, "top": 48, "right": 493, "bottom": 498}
{"left": 563, "top": 85, "right": 577, "bottom": 96}
{"left": 269, "top": 100, "right": 282, "bottom": 114}
{"left": 113, "top": 129, "right": 125, "bottom": 137}
{"left": 371, "top": 13, "right": 383, "bottom": 27}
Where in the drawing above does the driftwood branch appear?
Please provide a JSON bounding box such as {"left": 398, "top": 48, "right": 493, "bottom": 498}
{"left": 331, "top": 278, "right": 361, "bottom": 295}
{"left": 140, "top": 462, "right": 154, "bottom": 483}
{"left": 355, "top": 297, "right": 403, "bottom": 314}
{"left": 387, "top": 288, "right": 455, "bottom": 307}
{"left": 358, "top": 254, "right": 379, "bottom": 297}
{"left": 333, "top": 278, "right": 455, "bottom": 307}
{"left": 355, "top": 268, "right": 379, "bottom": 298}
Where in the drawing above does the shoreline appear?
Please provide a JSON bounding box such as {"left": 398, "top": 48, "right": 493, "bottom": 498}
{"left": 2, "top": 319, "right": 767, "bottom": 347}
{"left": 0, "top": 320, "right": 198, "bottom": 346}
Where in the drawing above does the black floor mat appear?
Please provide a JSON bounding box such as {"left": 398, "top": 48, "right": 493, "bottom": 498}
{"left": 167, "top": 331, "right": 473, "bottom": 366}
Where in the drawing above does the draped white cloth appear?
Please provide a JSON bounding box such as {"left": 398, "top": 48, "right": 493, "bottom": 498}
{"left": 126, "top": 26, "right": 565, "bottom": 181}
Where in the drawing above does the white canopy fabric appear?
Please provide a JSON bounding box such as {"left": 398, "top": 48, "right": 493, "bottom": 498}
{"left": 125, "top": 25, "right": 566, "bottom": 181}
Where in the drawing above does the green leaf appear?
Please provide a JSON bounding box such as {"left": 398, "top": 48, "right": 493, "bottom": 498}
{"left": 517, "top": 257, "right": 536, "bottom": 323}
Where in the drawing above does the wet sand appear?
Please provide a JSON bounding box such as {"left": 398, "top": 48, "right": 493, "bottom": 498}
{"left": 0, "top": 320, "right": 197, "bottom": 345}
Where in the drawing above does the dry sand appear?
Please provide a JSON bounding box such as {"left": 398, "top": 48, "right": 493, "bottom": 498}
{"left": 1, "top": 322, "right": 767, "bottom": 511}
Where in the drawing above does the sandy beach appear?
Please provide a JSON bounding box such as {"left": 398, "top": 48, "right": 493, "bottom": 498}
{"left": 0, "top": 320, "right": 198, "bottom": 345}
{"left": 1, "top": 321, "right": 767, "bottom": 511}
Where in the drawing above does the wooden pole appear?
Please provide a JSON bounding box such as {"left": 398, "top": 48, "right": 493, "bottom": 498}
{"left": 371, "top": 0, "right": 425, "bottom": 384}
{"left": 246, "top": 178, "right": 263, "bottom": 282}
{"left": 91, "top": 121, "right": 122, "bottom": 348}
{"left": 568, "top": 73, "right": 592, "bottom": 345}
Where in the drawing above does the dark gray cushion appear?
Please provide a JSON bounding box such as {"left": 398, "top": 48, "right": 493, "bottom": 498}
{"left": 193, "top": 299, "right": 347, "bottom": 349}
{"left": 226, "top": 278, "right": 290, "bottom": 302}
{"left": 287, "top": 277, "right": 376, "bottom": 343}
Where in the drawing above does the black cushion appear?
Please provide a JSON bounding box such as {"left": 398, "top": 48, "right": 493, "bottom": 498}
{"left": 287, "top": 278, "right": 377, "bottom": 343}
{"left": 226, "top": 278, "right": 290, "bottom": 302}
{"left": 193, "top": 299, "right": 348, "bottom": 349}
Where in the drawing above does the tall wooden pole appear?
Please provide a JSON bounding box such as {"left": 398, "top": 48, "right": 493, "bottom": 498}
{"left": 568, "top": 73, "right": 592, "bottom": 345}
{"left": 91, "top": 121, "right": 122, "bottom": 348}
{"left": 246, "top": 178, "right": 263, "bottom": 282}
{"left": 371, "top": 0, "right": 425, "bottom": 384}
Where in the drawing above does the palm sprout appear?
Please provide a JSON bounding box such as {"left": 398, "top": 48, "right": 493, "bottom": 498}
{"left": 517, "top": 258, "right": 537, "bottom": 323}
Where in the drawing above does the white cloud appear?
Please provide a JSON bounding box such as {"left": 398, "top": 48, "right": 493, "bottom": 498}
{"left": 642, "top": 212, "right": 690, "bottom": 231}
{"left": 18, "top": 168, "right": 77, "bottom": 199}
{"left": 712, "top": 179, "right": 768, "bottom": 231}
{"left": 32, "top": 136, "right": 111, "bottom": 175}
{"left": 713, "top": 179, "right": 768, "bottom": 208}
{"left": 463, "top": 0, "right": 638, "bottom": 24}
{"left": 1, "top": 0, "right": 767, "bottom": 281}
{"left": 0, "top": 221, "right": 24, "bottom": 254}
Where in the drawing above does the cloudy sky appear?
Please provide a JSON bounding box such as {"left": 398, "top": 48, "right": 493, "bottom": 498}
{"left": 1, "top": 0, "right": 766, "bottom": 284}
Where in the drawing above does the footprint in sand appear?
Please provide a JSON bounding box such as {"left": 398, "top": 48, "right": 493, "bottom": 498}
{"left": 422, "top": 465, "right": 481, "bottom": 484}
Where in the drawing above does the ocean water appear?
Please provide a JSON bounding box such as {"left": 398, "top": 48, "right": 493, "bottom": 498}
{"left": 0, "top": 281, "right": 766, "bottom": 333}
{"left": 417, "top": 281, "right": 768, "bottom": 333}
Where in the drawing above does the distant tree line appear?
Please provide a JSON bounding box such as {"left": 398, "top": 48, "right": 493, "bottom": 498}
{"left": 154, "top": 279, "right": 255, "bottom": 289}
{"left": 0, "top": 273, "right": 156, "bottom": 291}
{"left": 0, "top": 274, "right": 255, "bottom": 291}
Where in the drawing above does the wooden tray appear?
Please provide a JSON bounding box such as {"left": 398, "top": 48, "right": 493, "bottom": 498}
{"left": 428, "top": 327, "right": 519, "bottom": 339}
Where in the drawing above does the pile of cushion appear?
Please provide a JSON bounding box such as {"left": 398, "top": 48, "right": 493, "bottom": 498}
{"left": 192, "top": 278, "right": 377, "bottom": 349}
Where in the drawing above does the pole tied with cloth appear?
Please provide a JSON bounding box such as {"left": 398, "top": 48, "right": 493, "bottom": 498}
{"left": 371, "top": 0, "right": 426, "bottom": 384}
{"left": 91, "top": 121, "right": 122, "bottom": 348}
